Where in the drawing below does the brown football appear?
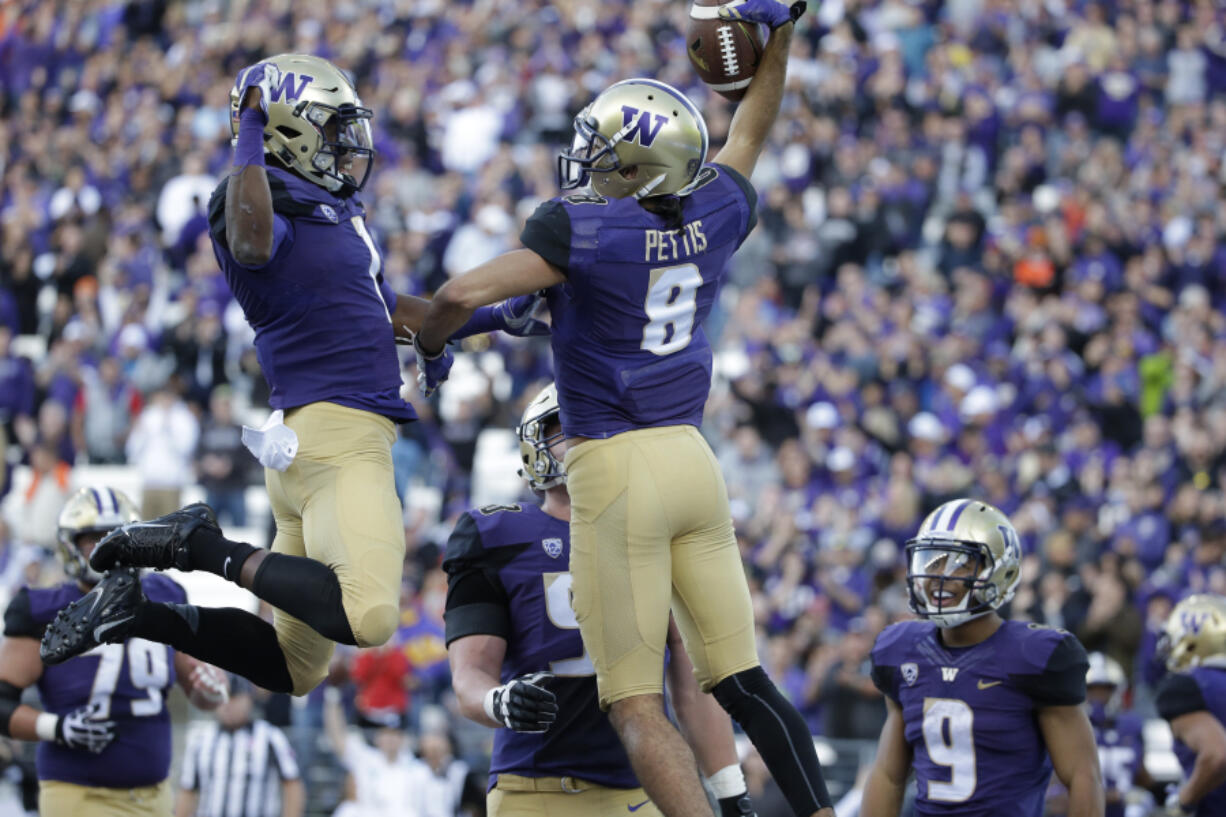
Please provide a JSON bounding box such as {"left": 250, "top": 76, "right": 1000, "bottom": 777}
{"left": 687, "top": 0, "right": 764, "bottom": 102}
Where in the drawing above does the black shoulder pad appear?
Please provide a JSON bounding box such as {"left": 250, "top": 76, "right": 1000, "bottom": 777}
{"left": 520, "top": 201, "right": 571, "bottom": 271}
{"left": 1013, "top": 633, "right": 1089, "bottom": 706}
{"left": 207, "top": 177, "right": 230, "bottom": 249}
{"left": 870, "top": 662, "right": 898, "bottom": 703}
{"left": 205, "top": 172, "right": 316, "bottom": 253}
{"left": 267, "top": 174, "right": 318, "bottom": 218}
{"left": 1156, "top": 672, "right": 1209, "bottom": 721}
{"left": 713, "top": 163, "right": 758, "bottom": 234}
{"left": 3, "top": 589, "right": 44, "bottom": 639}
{"left": 441, "top": 513, "right": 484, "bottom": 576}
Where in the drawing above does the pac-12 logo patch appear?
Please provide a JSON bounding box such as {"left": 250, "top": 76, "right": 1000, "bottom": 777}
{"left": 902, "top": 662, "right": 918, "bottom": 686}
{"left": 542, "top": 538, "right": 563, "bottom": 559}
{"left": 319, "top": 204, "right": 338, "bottom": 223}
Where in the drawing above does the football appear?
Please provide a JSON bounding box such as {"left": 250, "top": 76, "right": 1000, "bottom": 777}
{"left": 687, "top": 0, "right": 764, "bottom": 102}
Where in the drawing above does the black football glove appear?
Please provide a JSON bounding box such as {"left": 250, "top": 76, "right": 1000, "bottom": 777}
{"left": 483, "top": 672, "right": 558, "bottom": 733}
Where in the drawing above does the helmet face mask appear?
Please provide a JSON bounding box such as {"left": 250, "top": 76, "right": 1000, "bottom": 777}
{"left": 57, "top": 487, "right": 141, "bottom": 585}
{"left": 905, "top": 500, "right": 1022, "bottom": 628}
{"left": 229, "top": 54, "right": 376, "bottom": 197}
{"left": 517, "top": 385, "right": 566, "bottom": 492}
{"left": 556, "top": 78, "right": 709, "bottom": 200}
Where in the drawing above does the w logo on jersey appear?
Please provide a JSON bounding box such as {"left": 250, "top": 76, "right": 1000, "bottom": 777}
{"left": 619, "top": 105, "right": 668, "bottom": 147}
{"left": 269, "top": 72, "right": 314, "bottom": 103}
{"left": 941, "top": 667, "right": 960, "bottom": 682}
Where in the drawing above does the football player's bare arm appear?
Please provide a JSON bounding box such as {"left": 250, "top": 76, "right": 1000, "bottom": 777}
{"left": 0, "top": 635, "right": 45, "bottom": 741}
{"left": 710, "top": 21, "right": 793, "bottom": 181}
{"left": 448, "top": 634, "right": 508, "bottom": 730}
{"left": 665, "top": 618, "right": 739, "bottom": 776}
{"left": 417, "top": 249, "right": 564, "bottom": 354}
{"left": 859, "top": 698, "right": 910, "bottom": 817}
{"left": 226, "top": 87, "right": 275, "bottom": 267}
{"left": 1039, "top": 705, "right": 1106, "bottom": 817}
{"left": 1169, "top": 710, "right": 1226, "bottom": 809}
{"left": 391, "top": 294, "right": 430, "bottom": 341}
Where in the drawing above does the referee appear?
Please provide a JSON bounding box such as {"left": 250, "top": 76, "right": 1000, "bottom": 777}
{"left": 176, "top": 679, "right": 304, "bottom": 817}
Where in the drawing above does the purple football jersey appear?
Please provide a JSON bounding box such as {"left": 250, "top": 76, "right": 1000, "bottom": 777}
{"left": 442, "top": 503, "right": 638, "bottom": 789}
{"left": 871, "top": 620, "right": 1088, "bottom": 817}
{"left": 4, "top": 575, "right": 186, "bottom": 788}
{"left": 1091, "top": 711, "right": 1144, "bottom": 817}
{"left": 207, "top": 167, "right": 414, "bottom": 422}
{"left": 523, "top": 163, "right": 756, "bottom": 438}
{"left": 1156, "top": 666, "right": 1226, "bottom": 817}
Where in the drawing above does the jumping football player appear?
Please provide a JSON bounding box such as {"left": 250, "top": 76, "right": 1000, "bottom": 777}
{"left": 862, "top": 499, "right": 1104, "bottom": 817}
{"left": 445, "top": 384, "right": 755, "bottom": 817}
{"left": 413, "top": 2, "right": 835, "bottom": 816}
{"left": 1155, "top": 594, "right": 1226, "bottom": 817}
{"left": 0, "top": 487, "right": 227, "bottom": 817}
{"left": 39, "top": 55, "right": 546, "bottom": 696}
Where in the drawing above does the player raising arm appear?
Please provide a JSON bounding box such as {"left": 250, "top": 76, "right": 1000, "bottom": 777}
{"left": 861, "top": 499, "right": 1103, "bottom": 817}
{"left": 1155, "top": 594, "right": 1226, "bottom": 817}
{"left": 414, "top": 2, "right": 834, "bottom": 817}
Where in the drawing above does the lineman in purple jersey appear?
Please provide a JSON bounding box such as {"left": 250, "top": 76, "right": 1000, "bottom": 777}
{"left": 1154, "top": 594, "right": 1226, "bottom": 817}
{"left": 0, "top": 487, "right": 228, "bottom": 817}
{"left": 863, "top": 499, "right": 1103, "bottom": 817}
{"left": 1083, "top": 653, "right": 1153, "bottom": 817}
{"left": 39, "top": 55, "right": 546, "bottom": 697}
{"left": 414, "top": 3, "right": 835, "bottom": 816}
{"left": 444, "top": 384, "right": 756, "bottom": 817}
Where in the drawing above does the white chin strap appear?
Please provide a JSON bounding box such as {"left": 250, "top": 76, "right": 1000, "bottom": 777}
{"left": 633, "top": 173, "right": 668, "bottom": 199}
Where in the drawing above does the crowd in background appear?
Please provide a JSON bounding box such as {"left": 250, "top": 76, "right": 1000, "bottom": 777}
{"left": 2, "top": 0, "right": 1226, "bottom": 813}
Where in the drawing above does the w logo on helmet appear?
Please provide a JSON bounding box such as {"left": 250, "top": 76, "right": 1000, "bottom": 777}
{"left": 620, "top": 105, "right": 668, "bottom": 147}
{"left": 269, "top": 72, "right": 314, "bottom": 103}
{"left": 1183, "top": 611, "right": 1208, "bottom": 635}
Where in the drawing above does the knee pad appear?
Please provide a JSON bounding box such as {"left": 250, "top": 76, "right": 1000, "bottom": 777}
{"left": 711, "top": 666, "right": 772, "bottom": 720}
{"left": 351, "top": 602, "right": 398, "bottom": 648}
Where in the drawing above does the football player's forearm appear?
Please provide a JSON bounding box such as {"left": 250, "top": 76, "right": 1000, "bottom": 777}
{"left": 452, "top": 667, "right": 503, "bottom": 729}
{"left": 858, "top": 766, "right": 904, "bottom": 817}
{"left": 417, "top": 284, "right": 477, "bottom": 355}
{"left": 1180, "top": 749, "right": 1226, "bottom": 807}
{"left": 4, "top": 703, "right": 45, "bottom": 742}
{"left": 723, "top": 23, "right": 792, "bottom": 169}
{"left": 1065, "top": 768, "right": 1106, "bottom": 817}
{"left": 225, "top": 166, "right": 274, "bottom": 266}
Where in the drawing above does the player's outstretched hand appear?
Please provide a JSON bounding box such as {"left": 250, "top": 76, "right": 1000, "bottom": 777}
{"left": 494, "top": 294, "right": 551, "bottom": 337}
{"left": 484, "top": 671, "right": 558, "bottom": 733}
{"left": 718, "top": 0, "right": 807, "bottom": 29}
{"left": 234, "top": 61, "right": 283, "bottom": 122}
{"left": 414, "top": 336, "right": 454, "bottom": 397}
{"left": 55, "top": 702, "right": 116, "bottom": 754}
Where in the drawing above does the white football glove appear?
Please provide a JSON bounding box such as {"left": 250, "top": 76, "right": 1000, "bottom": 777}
{"left": 38, "top": 702, "right": 116, "bottom": 754}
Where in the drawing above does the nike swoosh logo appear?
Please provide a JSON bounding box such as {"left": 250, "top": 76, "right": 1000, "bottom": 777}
{"left": 223, "top": 557, "right": 232, "bottom": 579}
{"left": 94, "top": 616, "right": 134, "bottom": 642}
{"left": 977, "top": 679, "right": 1003, "bottom": 690}
{"left": 628, "top": 799, "right": 651, "bottom": 812}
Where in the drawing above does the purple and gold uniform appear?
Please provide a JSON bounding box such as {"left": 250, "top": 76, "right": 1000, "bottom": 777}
{"left": 1090, "top": 709, "right": 1145, "bottom": 817}
{"left": 1156, "top": 667, "right": 1226, "bottom": 817}
{"left": 205, "top": 165, "right": 409, "bottom": 693}
{"left": 442, "top": 503, "right": 638, "bottom": 790}
{"left": 521, "top": 162, "right": 761, "bottom": 707}
{"left": 4, "top": 574, "right": 184, "bottom": 790}
{"left": 870, "top": 619, "right": 1088, "bottom": 817}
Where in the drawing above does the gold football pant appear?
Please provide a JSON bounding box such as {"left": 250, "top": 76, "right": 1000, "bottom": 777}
{"left": 489, "top": 774, "right": 663, "bottom": 817}
{"left": 39, "top": 779, "right": 171, "bottom": 817}
{"left": 265, "top": 401, "right": 405, "bottom": 695}
{"left": 565, "top": 425, "right": 759, "bottom": 709}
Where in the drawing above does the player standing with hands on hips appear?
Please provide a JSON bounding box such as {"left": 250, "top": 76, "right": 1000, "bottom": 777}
{"left": 413, "top": 2, "right": 835, "bottom": 816}
{"left": 39, "top": 55, "right": 549, "bottom": 697}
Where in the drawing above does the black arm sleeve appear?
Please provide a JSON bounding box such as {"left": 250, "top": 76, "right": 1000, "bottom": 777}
{"left": 442, "top": 513, "right": 513, "bottom": 646}
{"left": 3, "top": 589, "right": 44, "bottom": 639}
{"left": 713, "top": 163, "right": 759, "bottom": 235}
{"left": 1012, "top": 634, "right": 1089, "bottom": 706}
{"left": 519, "top": 201, "right": 572, "bottom": 271}
{"left": 1156, "top": 673, "right": 1209, "bottom": 721}
{"left": 869, "top": 662, "right": 898, "bottom": 703}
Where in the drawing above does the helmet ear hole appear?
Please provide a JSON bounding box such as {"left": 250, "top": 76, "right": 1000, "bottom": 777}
{"left": 276, "top": 125, "right": 300, "bottom": 139}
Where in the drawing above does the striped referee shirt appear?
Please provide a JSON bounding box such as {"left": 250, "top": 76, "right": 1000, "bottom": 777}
{"left": 180, "top": 719, "right": 300, "bottom": 817}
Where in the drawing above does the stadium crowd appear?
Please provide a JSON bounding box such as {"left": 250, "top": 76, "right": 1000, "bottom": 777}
{"left": 2, "top": 0, "right": 1226, "bottom": 812}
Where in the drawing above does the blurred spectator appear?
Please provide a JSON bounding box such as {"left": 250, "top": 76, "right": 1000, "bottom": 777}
{"left": 2, "top": 441, "right": 71, "bottom": 550}
{"left": 72, "top": 356, "right": 143, "bottom": 465}
{"left": 195, "top": 386, "right": 249, "bottom": 526}
{"left": 350, "top": 645, "right": 412, "bottom": 731}
{"left": 126, "top": 386, "right": 200, "bottom": 518}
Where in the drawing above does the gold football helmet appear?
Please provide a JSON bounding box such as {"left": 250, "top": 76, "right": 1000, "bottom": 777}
{"left": 1159, "top": 594, "right": 1226, "bottom": 672}
{"left": 557, "top": 78, "right": 709, "bottom": 200}
{"left": 516, "top": 384, "right": 565, "bottom": 491}
{"left": 57, "top": 487, "right": 140, "bottom": 584}
{"left": 905, "top": 499, "right": 1022, "bottom": 628}
{"left": 230, "top": 54, "right": 374, "bottom": 195}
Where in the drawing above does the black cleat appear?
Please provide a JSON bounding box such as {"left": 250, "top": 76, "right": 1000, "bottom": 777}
{"left": 89, "top": 503, "right": 219, "bottom": 573}
{"left": 40, "top": 568, "right": 145, "bottom": 665}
